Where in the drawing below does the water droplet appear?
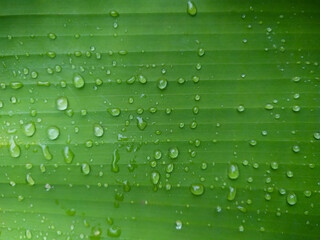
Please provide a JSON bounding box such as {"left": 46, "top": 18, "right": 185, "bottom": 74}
{"left": 176, "top": 220, "right": 182, "bottom": 230}
{"left": 190, "top": 183, "right": 204, "bottom": 196}
{"left": 109, "top": 10, "right": 119, "bottom": 17}
{"left": 108, "top": 108, "right": 121, "bottom": 117}
{"left": 48, "top": 33, "right": 56, "bottom": 40}
{"left": 26, "top": 229, "right": 32, "bottom": 239}
{"left": 73, "top": 74, "right": 85, "bottom": 88}
{"left": 9, "top": 137, "right": 20, "bottom": 158}
{"left": 107, "top": 225, "right": 121, "bottom": 237}
{"left": 63, "top": 146, "right": 74, "bottom": 164}
{"left": 237, "top": 104, "right": 246, "bottom": 112}
{"left": 228, "top": 163, "right": 239, "bottom": 180}
{"left": 154, "top": 150, "right": 162, "bottom": 160}
{"left": 81, "top": 163, "right": 90, "bottom": 175}
{"left": 151, "top": 171, "right": 160, "bottom": 184}
{"left": 157, "top": 78, "right": 168, "bottom": 90}
{"left": 287, "top": 192, "right": 297, "bottom": 206}
{"left": 48, "top": 126, "right": 60, "bottom": 140}
{"left": 314, "top": 132, "right": 320, "bottom": 140}
{"left": 169, "top": 146, "right": 179, "bottom": 159}
{"left": 10, "top": 81, "right": 23, "bottom": 89}
{"left": 292, "top": 76, "right": 301, "bottom": 82}
{"left": 292, "top": 145, "right": 300, "bottom": 153}
{"left": 287, "top": 170, "right": 293, "bottom": 178}
{"left": 137, "top": 117, "right": 147, "bottom": 130}
{"left": 138, "top": 74, "right": 147, "bottom": 84}
{"left": 111, "top": 149, "right": 120, "bottom": 173}
{"left": 187, "top": 1, "right": 197, "bottom": 16}
{"left": 126, "top": 76, "right": 136, "bottom": 84}
{"left": 198, "top": 48, "right": 205, "bottom": 57}
{"left": 227, "top": 186, "right": 236, "bottom": 201}
{"left": 56, "top": 96, "right": 68, "bottom": 111}
{"left": 270, "top": 161, "right": 278, "bottom": 170}
{"left": 23, "top": 122, "right": 36, "bottom": 137}
{"left": 292, "top": 105, "right": 300, "bottom": 112}
{"left": 94, "top": 123, "right": 104, "bottom": 137}
{"left": 26, "top": 174, "right": 35, "bottom": 186}
{"left": 40, "top": 144, "right": 52, "bottom": 160}
{"left": 265, "top": 104, "right": 274, "bottom": 110}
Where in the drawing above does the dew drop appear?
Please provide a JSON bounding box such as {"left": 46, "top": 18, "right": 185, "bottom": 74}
{"left": 9, "top": 137, "right": 20, "bottom": 158}
{"left": 287, "top": 192, "right": 297, "bottom": 206}
{"left": 23, "top": 121, "right": 36, "bottom": 137}
{"left": 151, "top": 171, "right": 160, "bottom": 185}
{"left": 63, "top": 146, "right": 74, "bottom": 164}
{"left": 81, "top": 163, "right": 90, "bottom": 175}
{"left": 168, "top": 146, "right": 179, "bottom": 159}
{"left": 56, "top": 96, "right": 68, "bottom": 111}
{"left": 108, "top": 108, "right": 121, "bottom": 117}
{"left": 228, "top": 163, "right": 239, "bottom": 180}
{"left": 227, "top": 186, "right": 236, "bottom": 201}
{"left": 26, "top": 174, "right": 35, "bottom": 186}
{"left": 47, "top": 126, "right": 60, "bottom": 140}
{"left": 190, "top": 184, "right": 204, "bottom": 196}
{"left": 187, "top": 1, "right": 197, "bottom": 16}
{"left": 157, "top": 78, "right": 168, "bottom": 90}
{"left": 94, "top": 123, "right": 104, "bottom": 137}
{"left": 73, "top": 74, "right": 85, "bottom": 88}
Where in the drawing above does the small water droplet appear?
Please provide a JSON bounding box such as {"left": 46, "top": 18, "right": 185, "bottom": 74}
{"left": 157, "top": 78, "right": 168, "bottom": 90}
{"left": 227, "top": 186, "right": 236, "bottom": 201}
{"left": 81, "top": 163, "right": 90, "bottom": 175}
{"left": 187, "top": 1, "right": 197, "bottom": 16}
{"left": 56, "top": 96, "right": 68, "bottom": 110}
{"left": 9, "top": 137, "right": 20, "bottom": 158}
{"left": 94, "top": 123, "right": 104, "bottom": 137}
{"left": 228, "top": 163, "right": 239, "bottom": 180}
{"left": 26, "top": 174, "right": 35, "bottom": 186}
{"left": 23, "top": 121, "right": 36, "bottom": 137}
{"left": 73, "top": 74, "right": 85, "bottom": 88}
{"left": 151, "top": 171, "right": 160, "bottom": 184}
{"left": 48, "top": 126, "right": 60, "bottom": 140}
{"left": 108, "top": 108, "right": 121, "bottom": 117}
{"left": 287, "top": 192, "right": 297, "bottom": 206}
{"left": 168, "top": 146, "right": 179, "bottom": 159}
{"left": 111, "top": 149, "right": 120, "bottom": 173}
{"left": 190, "top": 183, "right": 204, "bottom": 196}
{"left": 63, "top": 146, "right": 74, "bottom": 164}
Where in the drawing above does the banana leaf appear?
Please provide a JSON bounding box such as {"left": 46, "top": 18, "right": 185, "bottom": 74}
{"left": 0, "top": 0, "right": 319, "bottom": 239}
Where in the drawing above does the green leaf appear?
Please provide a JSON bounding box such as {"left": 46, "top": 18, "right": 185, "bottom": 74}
{"left": 0, "top": 0, "right": 319, "bottom": 239}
